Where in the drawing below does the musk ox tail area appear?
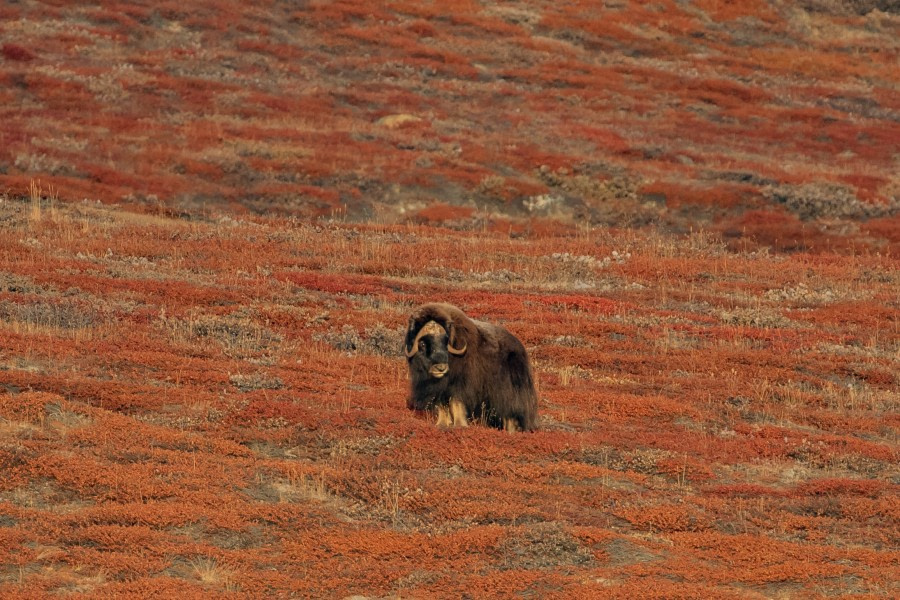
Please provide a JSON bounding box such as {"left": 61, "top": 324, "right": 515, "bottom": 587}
{"left": 498, "top": 346, "right": 539, "bottom": 431}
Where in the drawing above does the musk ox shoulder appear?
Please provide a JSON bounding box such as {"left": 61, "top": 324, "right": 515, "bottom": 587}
{"left": 404, "top": 303, "right": 538, "bottom": 432}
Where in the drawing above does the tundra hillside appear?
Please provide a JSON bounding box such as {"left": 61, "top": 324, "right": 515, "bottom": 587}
{"left": 1, "top": 198, "right": 897, "bottom": 597}
{"left": 1, "top": 0, "right": 899, "bottom": 597}
{"left": 0, "top": 1, "right": 898, "bottom": 249}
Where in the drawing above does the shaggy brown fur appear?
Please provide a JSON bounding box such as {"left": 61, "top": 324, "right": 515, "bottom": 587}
{"left": 404, "top": 303, "right": 538, "bottom": 432}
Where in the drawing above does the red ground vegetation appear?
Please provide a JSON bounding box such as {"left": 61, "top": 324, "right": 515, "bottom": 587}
{"left": 0, "top": 0, "right": 897, "bottom": 246}
{"left": 1, "top": 1, "right": 898, "bottom": 596}
{"left": 0, "top": 198, "right": 896, "bottom": 597}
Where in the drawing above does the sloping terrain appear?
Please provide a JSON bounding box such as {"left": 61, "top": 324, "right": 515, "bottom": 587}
{"left": 0, "top": 199, "right": 897, "bottom": 597}
{"left": 1, "top": 1, "right": 898, "bottom": 248}
{"left": 1, "top": 1, "right": 899, "bottom": 598}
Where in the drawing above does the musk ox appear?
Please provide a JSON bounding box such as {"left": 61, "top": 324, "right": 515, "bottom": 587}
{"left": 404, "top": 303, "right": 538, "bottom": 432}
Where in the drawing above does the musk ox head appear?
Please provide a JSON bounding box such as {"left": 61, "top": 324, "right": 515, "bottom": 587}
{"left": 404, "top": 319, "right": 464, "bottom": 410}
{"left": 405, "top": 319, "right": 467, "bottom": 368}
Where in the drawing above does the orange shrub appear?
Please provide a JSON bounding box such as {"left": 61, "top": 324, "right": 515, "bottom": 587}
{"left": 0, "top": 391, "right": 62, "bottom": 424}
{"left": 616, "top": 503, "right": 702, "bottom": 533}
{"left": 411, "top": 202, "right": 475, "bottom": 224}
{"left": 792, "top": 478, "right": 887, "bottom": 498}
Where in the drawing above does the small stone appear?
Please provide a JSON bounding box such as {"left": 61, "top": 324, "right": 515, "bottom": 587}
{"left": 375, "top": 114, "right": 422, "bottom": 128}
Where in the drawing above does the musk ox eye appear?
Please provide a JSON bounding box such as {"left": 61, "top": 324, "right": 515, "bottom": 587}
{"left": 418, "top": 340, "right": 426, "bottom": 351}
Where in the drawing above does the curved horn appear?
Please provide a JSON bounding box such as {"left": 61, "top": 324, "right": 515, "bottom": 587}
{"left": 404, "top": 317, "right": 420, "bottom": 358}
{"left": 447, "top": 322, "right": 467, "bottom": 355}
{"left": 405, "top": 324, "right": 423, "bottom": 358}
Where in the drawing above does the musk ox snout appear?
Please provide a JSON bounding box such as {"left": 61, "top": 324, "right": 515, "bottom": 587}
{"left": 428, "top": 363, "right": 449, "bottom": 378}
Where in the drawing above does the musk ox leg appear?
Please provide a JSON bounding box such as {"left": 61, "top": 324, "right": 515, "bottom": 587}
{"left": 435, "top": 405, "right": 453, "bottom": 428}
{"left": 503, "top": 417, "right": 521, "bottom": 433}
{"left": 449, "top": 398, "right": 469, "bottom": 427}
